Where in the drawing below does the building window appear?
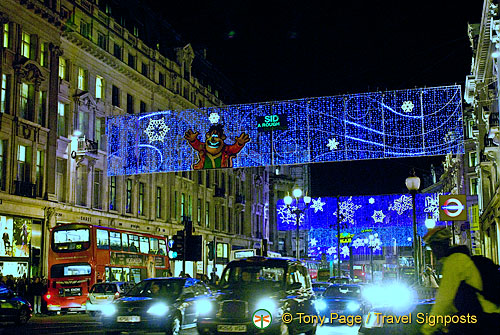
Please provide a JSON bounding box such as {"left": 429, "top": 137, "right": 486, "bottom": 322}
{"left": 214, "top": 206, "right": 219, "bottom": 230}
{"left": 469, "top": 152, "right": 477, "bottom": 167}
{"left": 174, "top": 191, "right": 177, "bottom": 220}
{"left": 95, "top": 76, "right": 104, "bottom": 99}
{"left": 76, "top": 165, "right": 88, "bottom": 206}
{"left": 156, "top": 187, "right": 162, "bottom": 218}
{"left": 40, "top": 42, "right": 48, "bottom": 67}
{"left": 17, "top": 145, "right": 31, "bottom": 182}
{"left": 1, "top": 74, "right": 10, "bottom": 114}
{"left": 127, "top": 93, "right": 134, "bottom": 113}
{"left": 126, "top": 179, "right": 132, "bottom": 213}
{"left": 112, "top": 85, "right": 120, "bottom": 107}
{"left": 228, "top": 209, "right": 232, "bottom": 233}
{"left": 470, "top": 178, "right": 478, "bottom": 196}
{"left": 94, "top": 169, "right": 102, "bottom": 209}
{"left": 20, "top": 83, "right": 34, "bottom": 121}
{"left": 36, "top": 150, "right": 44, "bottom": 197}
{"left": 57, "top": 102, "right": 67, "bottom": 137}
{"left": 159, "top": 72, "right": 165, "bottom": 86}
{"left": 138, "top": 182, "right": 145, "bottom": 215}
{"left": 0, "top": 140, "right": 7, "bottom": 191}
{"left": 59, "top": 57, "right": 67, "bottom": 80}
{"left": 109, "top": 176, "right": 117, "bottom": 210}
{"left": 95, "top": 117, "right": 106, "bottom": 150}
{"left": 77, "top": 67, "right": 87, "bottom": 90}
{"left": 140, "top": 101, "right": 146, "bottom": 113}
{"left": 80, "top": 20, "right": 91, "bottom": 39}
{"left": 197, "top": 199, "right": 201, "bottom": 224}
{"left": 77, "top": 110, "right": 90, "bottom": 138}
{"left": 3, "top": 23, "right": 9, "bottom": 48}
{"left": 97, "top": 32, "right": 107, "bottom": 50}
{"left": 188, "top": 195, "right": 192, "bottom": 219}
{"left": 128, "top": 54, "right": 136, "bottom": 69}
{"left": 221, "top": 207, "right": 225, "bottom": 231}
{"left": 181, "top": 193, "right": 185, "bottom": 219}
{"left": 113, "top": 43, "right": 122, "bottom": 60}
{"left": 56, "top": 159, "right": 66, "bottom": 202}
{"left": 21, "top": 32, "right": 31, "bottom": 58}
{"left": 38, "top": 91, "right": 47, "bottom": 127}
{"left": 205, "top": 202, "right": 210, "bottom": 228}
{"left": 141, "top": 63, "right": 148, "bottom": 77}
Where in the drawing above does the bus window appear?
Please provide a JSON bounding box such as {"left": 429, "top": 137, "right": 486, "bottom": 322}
{"left": 159, "top": 239, "right": 167, "bottom": 256}
{"left": 122, "top": 233, "right": 129, "bottom": 250}
{"left": 140, "top": 236, "right": 149, "bottom": 254}
{"left": 51, "top": 263, "right": 91, "bottom": 278}
{"left": 150, "top": 238, "right": 159, "bottom": 254}
{"left": 128, "top": 235, "right": 139, "bottom": 252}
{"left": 97, "top": 229, "right": 109, "bottom": 249}
{"left": 131, "top": 268, "right": 141, "bottom": 283}
{"left": 110, "top": 232, "right": 121, "bottom": 251}
{"left": 53, "top": 228, "right": 90, "bottom": 252}
{"left": 110, "top": 267, "right": 123, "bottom": 281}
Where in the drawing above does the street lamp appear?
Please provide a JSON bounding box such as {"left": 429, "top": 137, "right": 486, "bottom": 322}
{"left": 284, "top": 188, "right": 311, "bottom": 260}
{"left": 405, "top": 169, "right": 421, "bottom": 285}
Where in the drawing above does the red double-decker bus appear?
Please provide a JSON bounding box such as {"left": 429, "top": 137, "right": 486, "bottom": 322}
{"left": 45, "top": 223, "right": 170, "bottom": 312}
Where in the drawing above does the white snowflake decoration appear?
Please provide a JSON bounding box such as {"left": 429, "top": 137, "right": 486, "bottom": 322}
{"left": 310, "top": 238, "right": 318, "bottom": 247}
{"left": 144, "top": 118, "right": 170, "bottom": 143}
{"left": 371, "top": 210, "right": 386, "bottom": 223}
{"left": 369, "top": 197, "right": 375, "bottom": 204}
{"left": 340, "top": 245, "right": 350, "bottom": 258}
{"left": 352, "top": 238, "right": 365, "bottom": 248}
{"left": 389, "top": 194, "right": 413, "bottom": 215}
{"left": 311, "top": 198, "right": 326, "bottom": 213}
{"left": 424, "top": 193, "right": 441, "bottom": 221}
{"left": 208, "top": 112, "right": 220, "bottom": 124}
{"left": 401, "top": 100, "right": 414, "bottom": 113}
{"left": 327, "top": 246, "right": 336, "bottom": 255}
{"left": 334, "top": 196, "right": 362, "bottom": 224}
{"left": 277, "top": 205, "right": 305, "bottom": 226}
{"left": 326, "top": 138, "right": 339, "bottom": 150}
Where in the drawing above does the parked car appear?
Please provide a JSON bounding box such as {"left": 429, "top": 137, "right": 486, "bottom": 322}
{"left": 312, "top": 282, "right": 331, "bottom": 296}
{"left": 315, "top": 284, "right": 365, "bottom": 323}
{"left": 86, "top": 281, "right": 134, "bottom": 316}
{"left": 101, "top": 277, "right": 212, "bottom": 335}
{"left": 197, "top": 256, "right": 317, "bottom": 335}
{"left": 0, "top": 283, "right": 32, "bottom": 325}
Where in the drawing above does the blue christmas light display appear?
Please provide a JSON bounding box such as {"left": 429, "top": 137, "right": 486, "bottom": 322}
{"left": 277, "top": 193, "right": 447, "bottom": 261}
{"left": 107, "top": 86, "right": 463, "bottom": 176}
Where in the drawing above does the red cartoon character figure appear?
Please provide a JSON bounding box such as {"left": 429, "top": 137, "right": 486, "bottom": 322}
{"left": 184, "top": 124, "right": 250, "bottom": 169}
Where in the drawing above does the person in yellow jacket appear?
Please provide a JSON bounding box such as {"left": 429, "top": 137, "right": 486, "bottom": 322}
{"left": 421, "top": 227, "right": 500, "bottom": 335}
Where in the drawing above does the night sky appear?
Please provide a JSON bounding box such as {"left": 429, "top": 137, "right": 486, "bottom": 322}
{"left": 145, "top": 0, "right": 483, "bottom": 196}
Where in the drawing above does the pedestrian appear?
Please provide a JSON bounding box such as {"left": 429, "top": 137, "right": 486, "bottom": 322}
{"left": 32, "top": 277, "right": 44, "bottom": 315}
{"left": 420, "top": 227, "right": 500, "bottom": 335}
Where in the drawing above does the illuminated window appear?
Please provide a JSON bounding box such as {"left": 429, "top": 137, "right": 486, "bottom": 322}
{"left": 1, "top": 74, "right": 9, "bottom": 113}
{"left": 470, "top": 178, "right": 478, "bottom": 196}
{"left": 20, "top": 83, "right": 34, "bottom": 120}
{"left": 17, "top": 145, "right": 31, "bottom": 182}
{"left": 181, "top": 193, "right": 185, "bottom": 219}
{"left": 205, "top": 202, "right": 210, "bottom": 228}
{"left": 188, "top": 195, "right": 192, "bottom": 218}
{"left": 197, "top": 199, "right": 201, "bottom": 224}
{"left": 140, "top": 236, "right": 149, "bottom": 254}
{"left": 95, "top": 117, "right": 106, "bottom": 150}
{"left": 57, "top": 102, "right": 67, "bottom": 137}
{"left": 3, "top": 23, "right": 9, "bottom": 48}
{"left": 95, "top": 76, "right": 104, "bottom": 99}
{"left": 21, "top": 32, "right": 30, "bottom": 58}
{"left": 59, "top": 57, "right": 67, "bottom": 80}
{"left": 77, "top": 67, "right": 87, "bottom": 90}
{"left": 138, "top": 182, "right": 144, "bottom": 215}
{"left": 40, "top": 42, "right": 48, "bottom": 67}
{"left": 126, "top": 179, "right": 132, "bottom": 213}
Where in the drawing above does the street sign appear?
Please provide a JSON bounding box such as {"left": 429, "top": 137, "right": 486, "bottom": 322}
{"left": 439, "top": 195, "right": 467, "bottom": 221}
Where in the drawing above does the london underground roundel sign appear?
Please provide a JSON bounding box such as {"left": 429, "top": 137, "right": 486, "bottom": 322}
{"left": 439, "top": 195, "right": 467, "bottom": 221}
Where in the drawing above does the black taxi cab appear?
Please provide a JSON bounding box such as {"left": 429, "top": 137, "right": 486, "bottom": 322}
{"left": 196, "top": 256, "right": 317, "bottom": 335}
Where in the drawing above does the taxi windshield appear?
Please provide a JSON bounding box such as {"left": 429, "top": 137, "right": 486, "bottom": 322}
{"left": 323, "top": 285, "right": 361, "bottom": 298}
{"left": 219, "top": 265, "right": 286, "bottom": 289}
{"left": 125, "top": 279, "right": 183, "bottom": 298}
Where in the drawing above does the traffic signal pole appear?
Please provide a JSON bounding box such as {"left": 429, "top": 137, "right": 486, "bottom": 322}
{"left": 182, "top": 228, "right": 186, "bottom": 276}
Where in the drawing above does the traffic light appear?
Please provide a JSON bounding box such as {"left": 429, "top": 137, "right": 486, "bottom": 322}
{"left": 185, "top": 235, "right": 202, "bottom": 261}
{"left": 207, "top": 241, "right": 215, "bottom": 261}
{"left": 169, "top": 230, "right": 184, "bottom": 260}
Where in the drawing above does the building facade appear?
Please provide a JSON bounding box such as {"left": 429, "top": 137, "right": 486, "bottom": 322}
{"left": 464, "top": 0, "right": 500, "bottom": 264}
{"left": 0, "top": 0, "right": 270, "bottom": 279}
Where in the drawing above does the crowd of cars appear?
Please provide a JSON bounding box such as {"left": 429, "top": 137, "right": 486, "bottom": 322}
{"left": 0, "top": 257, "right": 434, "bottom": 335}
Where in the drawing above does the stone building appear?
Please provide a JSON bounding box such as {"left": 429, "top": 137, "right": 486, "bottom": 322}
{"left": 0, "top": 0, "right": 270, "bottom": 279}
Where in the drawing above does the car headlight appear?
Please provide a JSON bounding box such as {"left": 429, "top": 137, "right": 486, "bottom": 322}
{"left": 101, "top": 304, "right": 116, "bottom": 317}
{"left": 255, "top": 298, "right": 277, "bottom": 313}
{"left": 347, "top": 301, "right": 360, "bottom": 311}
{"left": 314, "top": 299, "right": 327, "bottom": 311}
{"left": 195, "top": 299, "right": 213, "bottom": 316}
{"left": 147, "top": 303, "right": 169, "bottom": 316}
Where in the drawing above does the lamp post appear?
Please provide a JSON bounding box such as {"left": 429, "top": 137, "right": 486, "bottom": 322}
{"left": 405, "top": 169, "right": 421, "bottom": 286}
{"left": 284, "top": 188, "right": 311, "bottom": 260}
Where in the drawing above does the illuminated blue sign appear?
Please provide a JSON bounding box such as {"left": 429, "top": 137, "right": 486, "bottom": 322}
{"left": 107, "top": 85, "right": 463, "bottom": 176}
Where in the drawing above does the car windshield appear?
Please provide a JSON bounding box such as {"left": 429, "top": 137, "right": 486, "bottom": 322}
{"left": 90, "top": 283, "right": 118, "bottom": 294}
{"left": 324, "top": 285, "right": 361, "bottom": 298}
{"left": 219, "top": 265, "right": 286, "bottom": 289}
{"left": 124, "top": 279, "right": 183, "bottom": 298}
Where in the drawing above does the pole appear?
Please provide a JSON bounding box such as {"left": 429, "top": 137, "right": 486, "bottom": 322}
{"left": 337, "top": 196, "right": 341, "bottom": 277}
{"left": 411, "top": 191, "right": 419, "bottom": 285}
{"left": 182, "top": 228, "right": 186, "bottom": 276}
{"left": 296, "top": 209, "right": 300, "bottom": 260}
{"left": 370, "top": 247, "right": 374, "bottom": 283}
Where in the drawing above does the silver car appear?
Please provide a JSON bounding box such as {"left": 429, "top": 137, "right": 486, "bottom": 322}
{"left": 85, "top": 282, "right": 134, "bottom": 316}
